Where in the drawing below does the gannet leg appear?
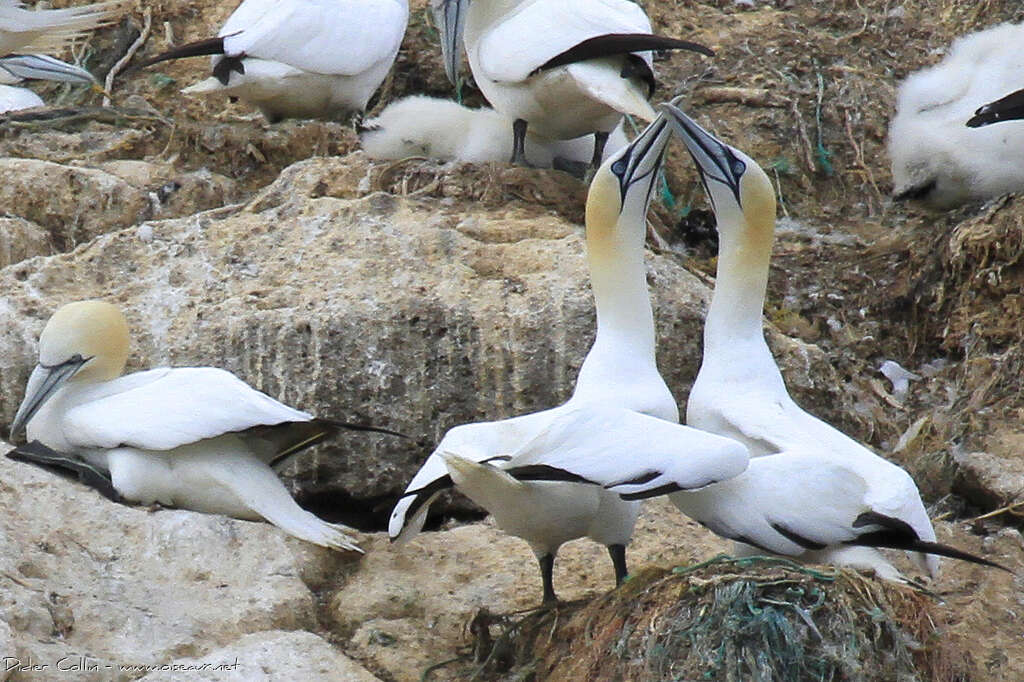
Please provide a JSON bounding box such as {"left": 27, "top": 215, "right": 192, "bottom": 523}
{"left": 607, "top": 543, "right": 628, "bottom": 586}
{"left": 7, "top": 440, "right": 120, "bottom": 502}
{"left": 538, "top": 552, "right": 557, "bottom": 604}
{"left": 591, "top": 131, "right": 610, "bottom": 168}
{"left": 510, "top": 118, "right": 532, "bottom": 166}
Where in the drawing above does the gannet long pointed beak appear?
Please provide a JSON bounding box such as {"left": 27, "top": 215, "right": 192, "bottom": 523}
{"left": 597, "top": 109, "right": 672, "bottom": 212}
{"left": 432, "top": 0, "right": 468, "bottom": 86}
{"left": 0, "top": 54, "right": 99, "bottom": 87}
{"left": 661, "top": 100, "right": 745, "bottom": 207}
{"left": 10, "top": 356, "right": 89, "bottom": 437}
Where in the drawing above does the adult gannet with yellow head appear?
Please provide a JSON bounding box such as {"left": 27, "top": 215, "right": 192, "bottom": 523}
{"left": 138, "top": 0, "right": 408, "bottom": 123}
{"left": 594, "top": 103, "right": 1006, "bottom": 580}
{"left": 8, "top": 301, "right": 402, "bottom": 552}
{"left": 0, "top": 53, "right": 104, "bottom": 113}
{"left": 389, "top": 112, "right": 750, "bottom": 603}
{"left": 433, "top": 0, "right": 712, "bottom": 167}
{"left": 0, "top": 0, "right": 128, "bottom": 55}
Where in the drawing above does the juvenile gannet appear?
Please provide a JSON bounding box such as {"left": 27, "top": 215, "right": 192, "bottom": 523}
{"left": 8, "top": 301, "right": 403, "bottom": 552}
{"left": 359, "top": 95, "right": 628, "bottom": 169}
{"left": 137, "top": 0, "right": 409, "bottom": 122}
{"left": 608, "top": 103, "right": 1004, "bottom": 580}
{"left": 435, "top": 0, "right": 713, "bottom": 166}
{"left": 889, "top": 23, "right": 1024, "bottom": 208}
{"left": 389, "top": 113, "right": 749, "bottom": 603}
{"left": 0, "top": 53, "right": 102, "bottom": 113}
{"left": 0, "top": 0, "right": 128, "bottom": 55}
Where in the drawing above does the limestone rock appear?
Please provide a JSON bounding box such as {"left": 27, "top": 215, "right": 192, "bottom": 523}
{"left": 138, "top": 631, "right": 381, "bottom": 682}
{"left": 0, "top": 216, "right": 50, "bottom": 268}
{"left": 0, "top": 155, "right": 848, "bottom": 511}
{"left": 0, "top": 440, "right": 357, "bottom": 680}
{"left": 954, "top": 445, "right": 1024, "bottom": 509}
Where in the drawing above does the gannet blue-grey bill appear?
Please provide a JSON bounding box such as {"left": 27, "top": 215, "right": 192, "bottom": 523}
{"left": 8, "top": 300, "right": 402, "bottom": 552}
{"left": 967, "top": 87, "right": 1024, "bottom": 128}
{"left": 0, "top": 54, "right": 98, "bottom": 86}
{"left": 604, "top": 112, "right": 671, "bottom": 208}
{"left": 661, "top": 101, "right": 745, "bottom": 207}
{"left": 432, "top": 0, "right": 466, "bottom": 86}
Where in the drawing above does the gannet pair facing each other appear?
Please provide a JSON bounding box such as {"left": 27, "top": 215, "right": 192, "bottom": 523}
{"left": 568, "top": 103, "right": 1003, "bottom": 581}
{"left": 433, "top": 0, "right": 713, "bottom": 167}
{"left": 390, "top": 113, "right": 751, "bottom": 603}
{"left": 0, "top": 53, "right": 102, "bottom": 113}
{"left": 360, "top": 95, "right": 628, "bottom": 171}
{"left": 889, "top": 22, "right": 1024, "bottom": 209}
{"left": 139, "top": 0, "right": 409, "bottom": 122}
{"left": 8, "top": 301, "right": 403, "bottom": 552}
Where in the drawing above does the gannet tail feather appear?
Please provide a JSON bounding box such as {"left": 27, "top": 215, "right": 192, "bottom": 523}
{"left": 136, "top": 36, "right": 226, "bottom": 69}
{"left": 535, "top": 33, "right": 713, "bottom": 74}
{"left": 967, "top": 88, "right": 1024, "bottom": 127}
{"left": 7, "top": 440, "right": 121, "bottom": 502}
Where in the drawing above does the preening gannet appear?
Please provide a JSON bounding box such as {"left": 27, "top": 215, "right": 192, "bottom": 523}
{"left": 0, "top": 53, "right": 102, "bottom": 113}
{"left": 0, "top": 0, "right": 128, "bottom": 55}
{"left": 608, "top": 103, "right": 1004, "bottom": 580}
{"left": 137, "top": 0, "right": 409, "bottom": 123}
{"left": 389, "top": 113, "right": 749, "bottom": 603}
{"left": 889, "top": 23, "right": 1024, "bottom": 208}
{"left": 8, "top": 301, "right": 403, "bottom": 552}
{"left": 359, "top": 94, "right": 628, "bottom": 169}
{"left": 435, "top": 0, "right": 713, "bottom": 166}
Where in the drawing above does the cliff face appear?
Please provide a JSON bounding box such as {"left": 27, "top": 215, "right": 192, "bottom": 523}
{"left": 1, "top": 1, "right": 1022, "bottom": 681}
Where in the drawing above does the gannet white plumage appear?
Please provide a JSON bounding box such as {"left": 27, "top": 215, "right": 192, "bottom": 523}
{"left": 359, "top": 94, "right": 628, "bottom": 169}
{"left": 0, "top": 0, "right": 128, "bottom": 55}
{"left": 889, "top": 22, "right": 1024, "bottom": 208}
{"left": 435, "top": 0, "right": 713, "bottom": 166}
{"left": 139, "top": 0, "right": 409, "bottom": 122}
{"left": 587, "top": 103, "right": 1006, "bottom": 580}
{"left": 0, "top": 53, "right": 102, "bottom": 113}
{"left": 389, "top": 113, "right": 749, "bottom": 602}
{"left": 8, "top": 301, "right": 402, "bottom": 552}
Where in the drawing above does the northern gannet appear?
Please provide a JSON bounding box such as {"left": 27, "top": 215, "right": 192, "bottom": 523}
{"left": 8, "top": 301, "right": 402, "bottom": 552}
{"left": 389, "top": 113, "right": 749, "bottom": 603}
{"left": 889, "top": 23, "right": 1024, "bottom": 208}
{"left": 137, "top": 0, "right": 409, "bottom": 123}
{"left": 0, "top": 53, "right": 102, "bottom": 113}
{"left": 599, "top": 103, "right": 1005, "bottom": 580}
{"left": 968, "top": 87, "right": 1024, "bottom": 127}
{"left": 0, "top": 0, "right": 128, "bottom": 55}
{"left": 434, "top": 0, "right": 713, "bottom": 167}
{"left": 359, "top": 94, "right": 628, "bottom": 169}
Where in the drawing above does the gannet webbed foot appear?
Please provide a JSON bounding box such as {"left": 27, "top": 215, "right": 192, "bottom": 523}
{"left": 7, "top": 440, "right": 121, "bottom": 502}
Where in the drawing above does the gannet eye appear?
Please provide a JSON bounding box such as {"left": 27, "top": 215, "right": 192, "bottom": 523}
{"left": 611, "top": 159, "right": 628, "bottom": 176}
{"left": 732, "top": 159, "right": 746, "bottom": 177}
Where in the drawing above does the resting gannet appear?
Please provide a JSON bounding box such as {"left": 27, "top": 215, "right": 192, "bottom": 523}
{"left": 389, "top": 112, "right": 749, "bottom": 603}
{"left": 434, "top": 0, "right": 713, "bottom": 167}
{"left": 0, "top": 0, "right": 128, "bottom": 55}
{"left": 360, "top": 95, "right": 628, "bottom": 169}
{"left": 889, "top": 23, "right": 1024, "bottom": 208}
{"left": 137, "top": 0, "right": 409, "bottom": 123}
{"left": 599, "top": 104, "right": 1004, "bottom": 580}
{"left": 8, "top": 301, "right": 403, "bottom": 552}
{"left": 0, "top": 53, "right": 103, "bottom": 113}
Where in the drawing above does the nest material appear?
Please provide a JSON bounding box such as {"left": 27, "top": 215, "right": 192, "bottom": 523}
{"left": 451, "top": 556, "right": 968, "bottom": 682}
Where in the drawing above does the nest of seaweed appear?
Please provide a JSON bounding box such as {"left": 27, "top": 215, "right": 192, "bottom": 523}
{"left": 429, "top": 555, "right": 968, "bottom": 682}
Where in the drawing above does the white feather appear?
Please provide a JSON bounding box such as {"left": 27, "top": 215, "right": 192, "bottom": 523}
{"left": 0, "top": 0, "right": 128, "bottom": 55}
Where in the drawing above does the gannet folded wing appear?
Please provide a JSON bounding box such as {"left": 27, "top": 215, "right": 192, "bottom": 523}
{"left": 388, "top": 406, "right": 562, "bottom": 542}
{"left": 218, "top": 0, "right": 408, "bottom": 76}
{"left": 0, "top": 0, "right": 128, "bottom": 55}
{"left": 501, "top": 406, "right": 749, "bottom": 498}
{"left": 61, "top": 367, "right": 312, "bottom": 451}
{"left": 968, "top": 87, "right": 1024, "bottom": 127}
{"left": 477, "top": 0, "right": 653, "bottom": 82}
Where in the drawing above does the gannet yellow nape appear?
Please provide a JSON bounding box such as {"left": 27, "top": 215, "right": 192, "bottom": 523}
{"left": 0, "top": 0, "right": 129, "bottom": 55}
{"left": 359, "top": 95, "right": 629, "bottom": 170}
{"left": 889, "top": 22, "right": 1024, "bottom": 209}
{"left": 389, "top": 111, "right": 753, "bottom": 604}
{"left": 136, "top": 0, "right": 410, "bottom": 123}
{"left": 435, "top": 0, "right": 712, "bottom": 167}
{"left": 7, "top": 300, "right": 404, "bottom": 553}
{"left": 657, "top": 101, "right": 1009, "bottom": 580}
